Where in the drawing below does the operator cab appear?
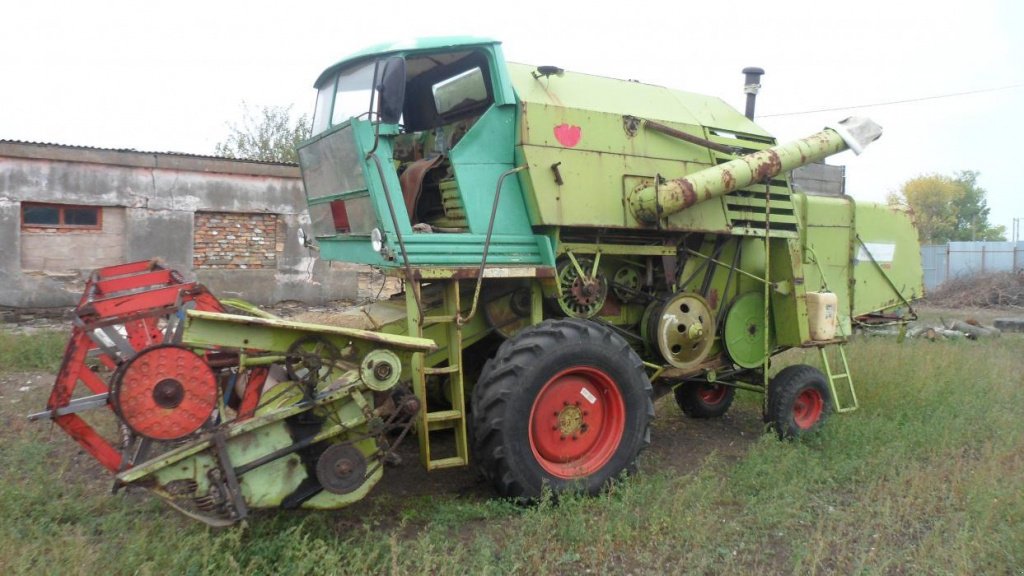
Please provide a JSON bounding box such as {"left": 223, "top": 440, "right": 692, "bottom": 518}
{"left": 307, "top": 46, "right": 497, "bottom": 235}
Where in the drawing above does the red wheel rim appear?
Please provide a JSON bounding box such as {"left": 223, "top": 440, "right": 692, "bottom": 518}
{"left": 697, "top": 384, "right": 728, "bottom": 405}
{"left": 792, "top": 387, "right": 824, "bottom": 429}
{"left": 529, "top": 366, "right": 626, "bottom": 479}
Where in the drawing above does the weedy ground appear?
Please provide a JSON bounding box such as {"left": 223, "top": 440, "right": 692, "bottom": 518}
{"left": 0, "top": 306, "right": 1021, "bottom": 575}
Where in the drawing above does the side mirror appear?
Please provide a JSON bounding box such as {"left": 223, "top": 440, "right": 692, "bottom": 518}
{"left": 377, "top": 56, "right": 406, "bottom": 124}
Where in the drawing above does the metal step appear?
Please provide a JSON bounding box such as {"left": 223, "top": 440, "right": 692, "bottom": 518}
{"left": 422, "top": 314, "right": 457, "bottom": 326}
{"left": 424, "top": 365, "right": 460, "bottom": 375}
{"left": 427, "top": 456, "right": 468, "bottom": 470}
{"left": 426, "top": 409, "right": 462, "bottom": 423}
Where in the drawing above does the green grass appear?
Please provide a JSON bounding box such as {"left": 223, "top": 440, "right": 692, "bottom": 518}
{"left": 0, "top": 330, "right": 67, "bottom": 373}
{"left": 1, "top": 321, "right": 1022, "bottom": 575}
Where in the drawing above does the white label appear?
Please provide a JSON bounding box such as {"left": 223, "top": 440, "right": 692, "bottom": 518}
{"left": 824, "top": 303, "right": 835, "bottom": 320}
{"left": 857, "top": 242, "right": 896, "bottom": 263}
{"left": 580, "top": 387, "right": 597, "bottom": 405}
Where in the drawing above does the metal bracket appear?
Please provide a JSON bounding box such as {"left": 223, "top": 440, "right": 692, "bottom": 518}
{"left": 27, "top": 393, "right": 109, "bottom": 421}
{"left": 211, "top": 432, "right": 249, "bottom": 522}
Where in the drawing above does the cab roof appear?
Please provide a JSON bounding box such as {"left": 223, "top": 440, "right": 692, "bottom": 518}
{"left": 314, "top": 36, "right": 499, "bottom": 88}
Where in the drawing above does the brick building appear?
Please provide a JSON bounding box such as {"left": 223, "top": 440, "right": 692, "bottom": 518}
{"left": 0, "top": 140, "right": 355, "bottom": 308}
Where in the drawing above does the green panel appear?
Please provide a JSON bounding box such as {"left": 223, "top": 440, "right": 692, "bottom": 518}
{"left": 518, "top": 145, "right": 651, "bottom": 226}
{"left": 508, "top": 63, "right": 770, "bottom": 137}
{"left": 800, "top": 193, "right": 855, "bottom": 333}
{"left": 517, "top": 143, "right": 734, "bottom": 233}
{"left": 450, "top": 104, "right": 534, "bottom": 235}
{"left": 519, "top": 103, "right": 712, "bottom": 162}
{"left": 851, "top": 201, "right": 924, "bottom": 315}
{"left": 770, "top": 237, "right": 807, "bottom": 346}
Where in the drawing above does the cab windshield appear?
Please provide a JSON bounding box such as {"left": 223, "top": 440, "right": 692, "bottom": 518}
{"left": 311, "top": 61, "right": 377, "bottom": 134}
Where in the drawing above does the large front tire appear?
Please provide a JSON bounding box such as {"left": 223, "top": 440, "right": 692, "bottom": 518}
{"left": 471, "top": 319, "right": 654, "bottom": 499}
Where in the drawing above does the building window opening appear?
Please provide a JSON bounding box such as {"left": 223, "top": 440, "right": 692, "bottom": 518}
{"left": 22, "top": 203, "right": 101, "bottom": 229}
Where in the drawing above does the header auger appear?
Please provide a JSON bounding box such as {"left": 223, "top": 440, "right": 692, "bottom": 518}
{"left": 34, "top": 38, "right": 923, "bottom": 525}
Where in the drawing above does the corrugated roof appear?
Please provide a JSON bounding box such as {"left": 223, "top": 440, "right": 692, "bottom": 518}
{"left": 0, "top": 139, "right": 303, "bottom": 179}
{"left": 0, "top": 139, "right": 298, "bottom": 167}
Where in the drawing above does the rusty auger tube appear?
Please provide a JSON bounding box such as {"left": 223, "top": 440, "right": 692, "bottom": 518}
{"left": 627, "top": 117, "right": 882, "bottom": 223}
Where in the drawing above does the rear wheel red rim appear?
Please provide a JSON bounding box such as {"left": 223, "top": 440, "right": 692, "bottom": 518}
{"left": 697, "top": 384, "right": 728, "bottom": 405}
{"left": 792, "top": 387, "right": 824, "bottom": 429}
{"left": 529, "top": 366, "right": 625, "bottom": 479}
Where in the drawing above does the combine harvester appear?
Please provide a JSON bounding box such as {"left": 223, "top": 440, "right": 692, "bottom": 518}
{"left": 32, "top": 37, "right": 922, "bottom": 525}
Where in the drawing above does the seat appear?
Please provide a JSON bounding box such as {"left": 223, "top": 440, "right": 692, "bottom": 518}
{"left": 399, "top": 154, "right": 445, "bottom": 223}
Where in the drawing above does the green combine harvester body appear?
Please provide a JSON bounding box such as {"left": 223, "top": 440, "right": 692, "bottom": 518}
{"left": 35, "top": 37, "right": 923, "bottom": 525}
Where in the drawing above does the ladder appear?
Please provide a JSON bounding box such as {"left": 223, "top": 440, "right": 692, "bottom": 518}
{"left": 405, "top": 278, "right": 469, "bottom": 470}
{"left": 819, "top": 342, "right": 858, "bottom": 413}
{"left": 803, "top": 246, "right": 859, "bottom": 413}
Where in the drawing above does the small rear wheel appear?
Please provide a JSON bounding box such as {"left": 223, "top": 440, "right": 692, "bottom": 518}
{"left": 471, "top": 319, "right": 653, "bottom": 499}
{"left": 768, "top": 364, "right": 832, "bottom": 439}
{"left": 673, "top": 382, "right": 736, "bottom": 418}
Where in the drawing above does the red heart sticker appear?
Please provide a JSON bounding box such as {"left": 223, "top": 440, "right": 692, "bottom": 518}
{"left": 553, "top": 124, "right": 582, "bottom": 148}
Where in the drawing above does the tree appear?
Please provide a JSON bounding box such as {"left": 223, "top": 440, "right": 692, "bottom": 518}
{"left": 949, "top": 170, "right": 1005, "bottom": 241}
{"left": 888, "top": 171, "right": 1006, "bottom": 244}
{"left": 215, "top": 103, "right": 310, "bottom": 164}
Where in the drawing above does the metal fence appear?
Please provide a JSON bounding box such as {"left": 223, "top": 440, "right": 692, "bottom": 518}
{"left": 921, "top": 241, "right": 1024, "bottom": 291}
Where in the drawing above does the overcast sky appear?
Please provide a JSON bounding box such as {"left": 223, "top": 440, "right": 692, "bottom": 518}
{"left": 2, "top": 0, "right": 1021, "bottom": 237}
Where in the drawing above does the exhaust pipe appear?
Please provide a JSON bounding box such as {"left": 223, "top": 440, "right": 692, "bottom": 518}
{"left": 742, "top": 67, "right": 765, "bottom": 120}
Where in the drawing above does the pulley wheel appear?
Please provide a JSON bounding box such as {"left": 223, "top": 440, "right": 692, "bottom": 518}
{"left": 111, "top": 344, "right": 217, "bottom": 441}
{"left": 556, "top": 258, "right": 607, "bottom": 319}
{"left": 316, "top": 444, "right": 367, "bottom": 495}
{"left": 612, "top": 267, "right": 642, "bottom": 303}
{"left": 723, "top": 291, "right": 775, "bottom": 368}
{"left": 360, "top": 349, "right": 402, "bottom": 391}
{"left": 652, "top": 293, "right": 715, "bottom": 371}
{"left": 284, "top": 336, "right": 341, "bottom": 385}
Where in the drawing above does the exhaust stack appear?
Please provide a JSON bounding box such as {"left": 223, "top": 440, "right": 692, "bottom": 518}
{"left": 742, "top": 67, "right": 765, "bottom": 120}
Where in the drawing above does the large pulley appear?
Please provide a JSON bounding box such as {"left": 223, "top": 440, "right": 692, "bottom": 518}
{"left": 111, "top": 344, "right": 218, "bottom": 441}
{"left": 722, "top": 291, "right": 775, "bottom": 368}
{"left": 646, "top": 293, "right": 715, "bottom": 371}
{"left": 316, "top": 444, "right": 368, "bottom": 495}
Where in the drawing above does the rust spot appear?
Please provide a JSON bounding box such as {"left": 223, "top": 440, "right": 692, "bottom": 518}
{"left": 708, "top": 289, "right": 719, "bottom": 310}
{"left": 678, "top": 179, "right": 698, "bottom": 208}
{"left": 721, "top": 169, "right": 736, "bottom": 192}
{"left": 754, "top": 150, "right": 782, "bottom": 183}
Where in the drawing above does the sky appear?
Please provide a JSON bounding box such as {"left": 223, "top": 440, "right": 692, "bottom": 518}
{"left": 2, "top": 0, "right": 1022, "bottom": 238}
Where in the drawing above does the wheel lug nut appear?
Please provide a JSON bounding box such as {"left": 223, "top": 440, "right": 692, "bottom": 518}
{"left": 552, "top": 425, "right": 559, "bottom": 431}
{"left": 560, "top": 435, "right": 566, "bottom": 440}
{"left": 571, "top": 435, "right": 578, "bottom": 441}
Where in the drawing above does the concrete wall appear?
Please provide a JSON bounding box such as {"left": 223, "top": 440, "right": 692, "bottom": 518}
{"left": 0, "top": 141, "right": 355, "bottom": 307}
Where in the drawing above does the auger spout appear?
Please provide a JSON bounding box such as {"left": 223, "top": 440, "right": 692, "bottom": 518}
{"left": 628, "top": 117, "right": 882, "bottom": 223}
